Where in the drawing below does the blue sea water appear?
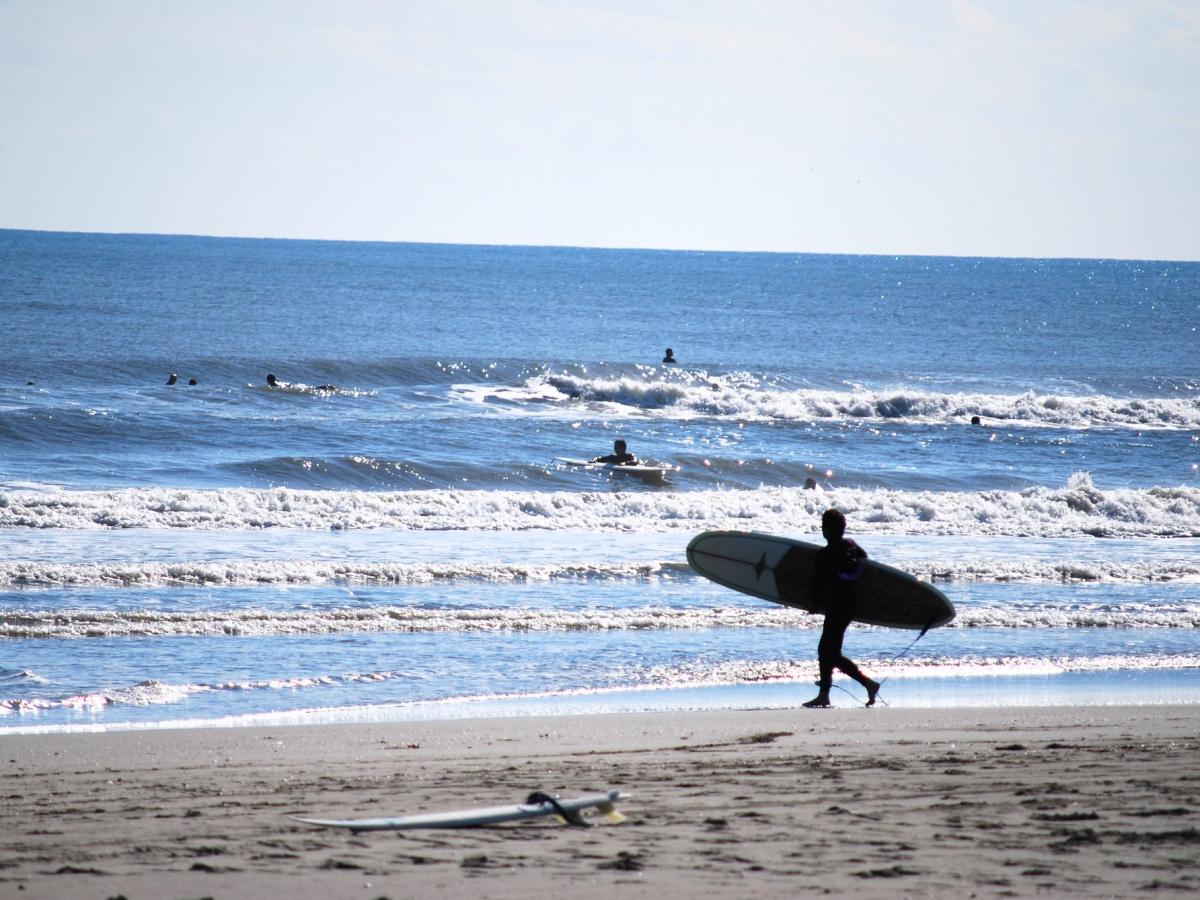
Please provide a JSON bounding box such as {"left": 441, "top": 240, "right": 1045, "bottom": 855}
{"left": 1, "top": 229, "right": 1198, "bottom": 732}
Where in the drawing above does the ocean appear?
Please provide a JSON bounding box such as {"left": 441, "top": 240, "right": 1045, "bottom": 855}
{"left": 1, "top": 229, "right": 1197, "bottom": 733}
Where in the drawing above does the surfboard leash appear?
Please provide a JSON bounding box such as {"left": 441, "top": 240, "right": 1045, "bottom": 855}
{"left": 829, "top": 617, "right": 936, "bottom": 707}
{"left": 868, "top": 616, "right": 938, "bottom": 705}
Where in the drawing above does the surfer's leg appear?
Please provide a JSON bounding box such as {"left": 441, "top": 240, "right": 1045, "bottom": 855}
{"left": 864, "top": 679, "right": 880, "bottom": 707}
{"left": 803, "top": 658, "right": 832, "bottom": 707}
{"left": 802, "top": 689, "right": 830, "bottom": 708}
{"left": 804, "top": 618, "right": 840, "bottom": 707}
{"left": 835, "top": 655, "right": 881, "bottom": 706}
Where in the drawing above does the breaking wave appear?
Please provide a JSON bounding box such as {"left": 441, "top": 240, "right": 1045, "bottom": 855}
{"left": 3, "top": 473, "right": 1198, "bottom": 537}
{"left": 527, "top": 372, "right": 1200, "bottom": 429}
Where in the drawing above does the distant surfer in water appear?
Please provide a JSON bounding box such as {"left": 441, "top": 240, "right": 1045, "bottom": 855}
{"left": 592, "top": 439, "right": 637, "bottom": 466}
{"left": 804, "top": 509, "right": 880, "bottom": 709}
{"left": 166, "top": 373, "right": 178, "bottom": 385}
{"left": 267, "top": 372, "right": 335, "bottom": 391}
{"left": 662, "top": 347, "right": 677, "bottom": 364}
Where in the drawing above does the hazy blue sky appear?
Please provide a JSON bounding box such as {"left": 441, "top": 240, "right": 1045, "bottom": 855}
{"left": 2, "top": 1, "right": 1197, "bottom": 259}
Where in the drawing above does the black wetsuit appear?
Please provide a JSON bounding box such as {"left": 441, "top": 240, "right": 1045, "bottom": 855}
{"left": 594, "top": 452, "right": 636, "bottom": 465}
{"left": 812, "top": 537, "right": 869, "bottom": 693}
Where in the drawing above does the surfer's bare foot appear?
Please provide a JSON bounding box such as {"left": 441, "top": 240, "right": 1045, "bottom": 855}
{"left": 865, "top": 680, "right": 880, "bottom": 707}
{"left": 803, "top": 694, "right": 830, "bottom": 708}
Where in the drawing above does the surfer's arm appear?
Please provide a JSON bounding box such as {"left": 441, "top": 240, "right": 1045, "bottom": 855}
{"left": 836, "top": 541, "right": 868, "bottom": 582}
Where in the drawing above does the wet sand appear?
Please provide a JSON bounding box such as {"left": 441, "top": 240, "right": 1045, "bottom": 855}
{"left": 2, "top": 704, "right": 1198, "bottom": 898}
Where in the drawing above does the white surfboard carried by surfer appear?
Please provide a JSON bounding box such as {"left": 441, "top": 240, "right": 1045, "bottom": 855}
{"left": 554, "top": 457, "right": 676, "bottom": 482}
{"left": 293, "top": 789, "right": 628, "bottom": 832}
{"left": 687, "top": 530, "right": 955, "bottom": 631}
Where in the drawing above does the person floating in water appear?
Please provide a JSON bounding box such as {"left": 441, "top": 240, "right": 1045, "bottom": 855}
{"left": 662, "top": 347, "right": 677, "bottom": 364}
{"left": 804, "top": 508, "right": 880, "bottom": 709}
{"left": 592, "top": 439, "right": 637, "bottom": 466}
{"left": 166, "top": 373, "right": 178, "bottom": 385}
{"left": 268, "top": 372, "right": 334, "bottom": 391}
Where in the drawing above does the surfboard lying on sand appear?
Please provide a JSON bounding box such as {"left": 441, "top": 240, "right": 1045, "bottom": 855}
{"left": 554, "top": 457, "right": 675, "bottom": 480}
{"left": 293, "top": 790, "right": 628, "bottom": 832}
{"left": 686, "top": 530, "right": 955, "bottom": 631}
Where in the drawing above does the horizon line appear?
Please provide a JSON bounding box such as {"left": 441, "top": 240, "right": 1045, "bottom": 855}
{"left": 2, "top": 225, "right": 1196, "bottom": 266}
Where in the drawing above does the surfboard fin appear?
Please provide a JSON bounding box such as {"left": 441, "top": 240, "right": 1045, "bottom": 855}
{"left": 596, "top": 801, "right": 626, "bottom": 824}
{"left": 526, "top": 791, "right": 591, "bottom": 827}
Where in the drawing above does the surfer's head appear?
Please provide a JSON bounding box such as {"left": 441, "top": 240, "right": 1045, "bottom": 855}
{"left": 614, "top": 439, "right": 627, "bottom": 453}
{"left": 266, "top": 373, "right": 278, "bottom": 387}
{"left": 821, "top": 508, "right": 846, "bottom": 542}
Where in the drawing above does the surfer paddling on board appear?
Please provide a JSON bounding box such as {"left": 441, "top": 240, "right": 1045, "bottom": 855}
{"left": 592, "top": 439, "right": 637, "bottom": 466}
{"left": 803, "top": 509, "right": 881, "bottom": 709}
{"left": 267, "top": 372, "right": 336, "bottom": 392}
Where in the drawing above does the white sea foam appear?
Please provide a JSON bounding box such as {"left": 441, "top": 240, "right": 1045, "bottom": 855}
{"left": 2, "top": 473, "right": 1198, "bottom": 536}
{"left": 628, "top": 653, "right": 1200, "bottom": 689}
{"left": 3, "top": 600, "right": 1197, "bottom": 639}
{"left": 6, "top": 653, "right": 1197, "bottom": 717}
{"left": 1, "top": 553, "right": 1198, "bottom": 589}
{"left": 0, "top": 559, "right": 684, "bottom": 587}
{"left": 1, "top": 670, "right": 413, "bottom": 714}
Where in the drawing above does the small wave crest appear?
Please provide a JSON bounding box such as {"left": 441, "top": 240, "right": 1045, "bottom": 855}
{"left": 0, "top": 670, "right": 414, "bottom": 714}
{"left": 1, "top": 553, "right": 1199, "bottom": 589}
{"left": 4, "top": 599, "right": 1198, "bottom": 639}
{"left": 0, "top": 559, "right": 684, "bottom": 588}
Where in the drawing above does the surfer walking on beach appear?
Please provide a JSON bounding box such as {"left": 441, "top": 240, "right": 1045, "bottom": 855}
{"left": 592, "top": 439, "right": 637, "bottom": 466}
{"left": 804, "top": 509, "right": 881, "bottom": 709}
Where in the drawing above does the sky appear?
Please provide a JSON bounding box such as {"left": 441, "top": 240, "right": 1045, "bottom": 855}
{"left": 1, "top": 1, "right": 1198, "bottom": 260}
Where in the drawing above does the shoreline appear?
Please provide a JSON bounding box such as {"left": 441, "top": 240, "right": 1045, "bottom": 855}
{"left": 3, "top": 704, "right": 1198, "bottom": 898}
{"left": 4, "top": 668, "right": 1198, "bottom": 736}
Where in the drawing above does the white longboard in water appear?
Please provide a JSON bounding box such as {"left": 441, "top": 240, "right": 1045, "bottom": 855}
{"left": 293, "top": 790, "right": 628, "bottom": 831}
{"left": 554, "top": 457, "right": 675, "bottom": 480}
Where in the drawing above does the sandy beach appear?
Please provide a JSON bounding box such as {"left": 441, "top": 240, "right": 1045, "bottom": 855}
{"left": 1, "top": 705, "right": 1197, "bottom": 899}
